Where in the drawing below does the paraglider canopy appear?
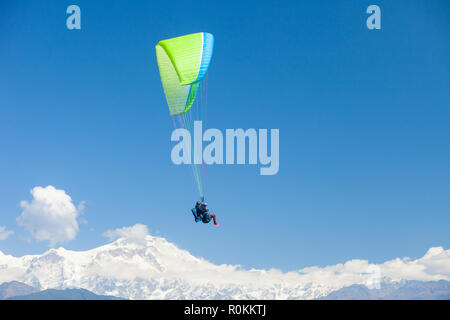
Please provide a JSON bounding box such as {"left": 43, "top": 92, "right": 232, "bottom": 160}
{"left": 155, "top": 32, "right": 214, "bottom": 199}
{"left": 155, "top": 32, "right": 214, "bottom": 115}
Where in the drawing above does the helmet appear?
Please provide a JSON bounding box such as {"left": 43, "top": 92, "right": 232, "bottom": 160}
{"left": 202, "top": 202, "right": 208, "bottom": 207}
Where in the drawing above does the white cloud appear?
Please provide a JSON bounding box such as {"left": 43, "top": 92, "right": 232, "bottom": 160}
{"left": 0, "top": 226, "right": 13, "bottom": 240}
{"left": 103, "top": 223, "right": 149, "bottom": 245}
{"left": 16, "top": 186, "right": 83, "bottom": 247}
{"left": 377, "top": 246, "right": 450, "bottom": 281}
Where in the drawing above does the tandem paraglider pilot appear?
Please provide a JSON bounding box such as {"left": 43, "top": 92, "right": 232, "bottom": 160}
{"left": 191, "top": 201, "right": 219, "bottom": 226}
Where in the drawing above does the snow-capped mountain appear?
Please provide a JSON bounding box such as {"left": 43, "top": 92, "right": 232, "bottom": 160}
{"left": 0, "top": 233, "right": 449, "bottom": 299}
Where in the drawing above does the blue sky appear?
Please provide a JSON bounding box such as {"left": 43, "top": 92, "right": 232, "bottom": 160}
{"left": 0, "top": 0, "right": 449, "bottom": 271}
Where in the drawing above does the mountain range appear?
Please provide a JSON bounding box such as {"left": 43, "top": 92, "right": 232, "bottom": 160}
{"left": 320, "top": 280, "right": 450, "bottom": 300}
{"left": 0, "top": 281, "right": 38, "bottom": 299}
{"left": 0, "top": 233, "right": 449, "bottom": 299}
{"left": 6, "top": 287, "right": 123, "bottom": 300}
{"left": 2, "top": 279, "right": 448, "bottom": 300}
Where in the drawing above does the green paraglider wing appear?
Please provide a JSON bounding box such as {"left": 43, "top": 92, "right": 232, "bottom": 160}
{"left": 155, "top": 32, "right": 214, "bottom": 115}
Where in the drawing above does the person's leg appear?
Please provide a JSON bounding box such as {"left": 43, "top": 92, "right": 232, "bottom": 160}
{"left": 209, "top": 213, "right": 219, "bottom": 225}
